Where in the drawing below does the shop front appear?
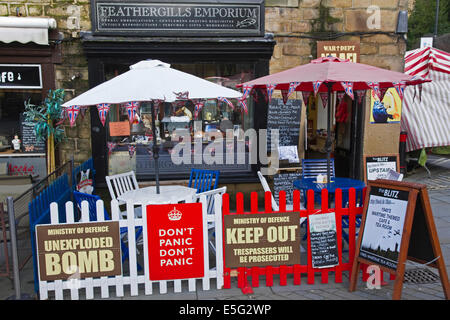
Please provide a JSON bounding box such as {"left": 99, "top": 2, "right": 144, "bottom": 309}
{"left": 0, "top": 17, "right": 62, "bottom": 196}
{"left": 83, "top": 0, "right": 275, "bottom": 186}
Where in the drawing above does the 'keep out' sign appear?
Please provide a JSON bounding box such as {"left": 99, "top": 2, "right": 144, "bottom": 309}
{"left": 146, "top": 203, "right": 204, "bottom": 281}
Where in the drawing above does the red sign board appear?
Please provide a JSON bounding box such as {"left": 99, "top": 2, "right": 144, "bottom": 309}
{"left": 146, "top": 203, "right": 204, "bottom": 281}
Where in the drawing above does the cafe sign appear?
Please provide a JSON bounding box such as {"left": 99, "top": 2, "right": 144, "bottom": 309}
{"left": 0, "top": 64, "right": 42, "bottom": 89}
{"left": 224, "top": 212, "right": 300, "bottom": 268}
{"left": 91, "top": 0, "right": 264, "bottom": 36}
{"left": 36, "top": 221, "right": 122, "bottom": 281}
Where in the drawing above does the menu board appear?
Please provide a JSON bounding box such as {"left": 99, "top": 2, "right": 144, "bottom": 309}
{"left": 358, "top": 186, "right": 409, "bottom": 270}
{"left": 273, "top": 172, "right": 302, "bottom": 206}
{"left": 309, "top": 212, "right": 339, "bottom": 268}
{"left": 267, "top": 98, "right": 302, "bottom": 152}
{"left": 20, "top": 114, "right": 45, "bottom": 153}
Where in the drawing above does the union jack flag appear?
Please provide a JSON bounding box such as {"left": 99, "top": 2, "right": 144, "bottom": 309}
{"left": 239, "top": 98, "right": 248, "bottom": 114}
{"left": 218, "top": 97, "right": 235, "bottom": 110}
{"left": 96, "top": 103, "right": 111, "bottom": 127}
{"left": 123, "top": 101, "right": 140, "bottom": 123}
{"left": 266, "top": 83, "right": 277, "bottom": 103}
{"left": 107, "top": 142, "right": 116, "bottom": 156}
{"left": 341, "top": 81, "right": 354, "bottom": 100}
{"left": 392, "top": 81, "right": 406, "bottom": 100}
{"left": 128, "top": 145, "right": 136, "bottom": 159}
{"left": 367, "top": 81, "right": 381, "bottom": 100}
{"left": 313, "top": 81, "right": 322, "bottom": 96}
{"left": 241, "top": 84, "right": 253, "bottom": 101}
{"left": 65, "top": 105, "right": 80, "bottom": 127}
{"left": 193, "top": 101, "right": 204, "bottom": 119}
{"left": 288, "top": 81, "right": 301, "bottom": 98}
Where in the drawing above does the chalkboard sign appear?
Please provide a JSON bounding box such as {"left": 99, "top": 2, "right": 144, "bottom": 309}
{"left": 309, "top": 212, "right": 339, "bottom": 268}
{"left": 20, "top": 114, "right": 46, "bottom": 153}
{"left": 350, "top": 180, "right": 450, "bottom": 300}
{"left": 267, "top": 98, "right": 302, "bottom": 152}
{"left": 364, "top": 154, "right": 399, "bottom": 183}
{"left": 273, "top": 172, "right": 302, "bottom": 206}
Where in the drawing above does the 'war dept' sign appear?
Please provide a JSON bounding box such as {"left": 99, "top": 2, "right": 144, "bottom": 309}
{"left": 91, "top": 0, "right": 264, "bottom": 36}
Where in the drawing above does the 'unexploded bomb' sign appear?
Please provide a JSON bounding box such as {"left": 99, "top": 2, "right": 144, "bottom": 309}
{"left": 36, "top": 221, "right": 122, "bottom": 281}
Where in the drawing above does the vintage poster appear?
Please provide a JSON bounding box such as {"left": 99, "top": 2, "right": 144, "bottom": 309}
{"left": 146, "top": 203, "right": 204, "bottom": 281}
{"left": 369, "top": 88, "right": 402, "bottom": 124}
{"left": 36, "top": 221, "right": 122, "bottom": 281}
{"left": 224, "top": 212, "right": 300, "bottom": 268}
{"left": 316, "top": 41, "right": 360, "bottom": 62}
{"left": 359, "top": 186, "right": 409, "bottom": 270}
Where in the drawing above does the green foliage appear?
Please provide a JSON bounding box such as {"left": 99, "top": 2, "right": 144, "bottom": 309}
{"left": 407, "top": 0, "right": 450, "bottom": 50}
{"left": 23, "top": 89, "right": 66, "bottom": 144}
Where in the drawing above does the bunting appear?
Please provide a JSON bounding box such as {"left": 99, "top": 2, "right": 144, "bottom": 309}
{"left": 288, "top": 81, "right": 301, "bottom": 98}
{"left": 239, "top": 98, "right": 248, "bottom": 114}
{"left": 174, "top": 91, "right": 189, "bottom": 100}
{"left": 341, "top": 81, "right": 354, "bottom": 100}
{"left": 392, "top": 82, "right": 406, "bottom": 101}
{"left": 266, "top": 83, "right": 277, "bottom": 103}
{"left": 96, "top": 103, "right": 111, "bottom": 127}
{"left": 123, "top": 101, "right": 140, "bottom": 123}
{"left": 319, "top": 92, "right": 329, "bottom": 108}
{"left": 336, "top": 91, "right": 345, "bottom": 105}
{"left": 251, "top": 88, "right": 260, "bottom": 103}
{"left": 193, "top": 101, "right": 204, "bottom": 119}
{"left": 281, "top": 90, "right": 289, "bottom": 104}
{"left": 301, "top": 91, "right": 311, "bottom": 106}
{"left": 107, "top": 142, "right": 117, "bottom": 156}
{"left": 355, "top": 90, "right": 366, "bottom": 104}
{"left": 128, "top": 145, "right": 136, "bottom": 159}
{"left": 218, "top": 97, "right": 235, "bottom": 110}
{"left": 367, "top": 81, "right": 381, "bottom": 100}
{"left": 313, "top": 81, "right": 322, "bottom": 96}
{"left": 241, "top": 84, "right": 253, "bottom": 101}
{"left": 79, "top": 106, "right": 88, "bottom": 119}
{"left": 379, "top": 87, "right": 389, "bottom": 101}
{"left": 66, "top": 105, "right": 80, "bottom": 127}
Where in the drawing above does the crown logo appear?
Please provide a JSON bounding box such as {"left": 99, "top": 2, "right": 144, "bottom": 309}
{"left": 168, "top": 207, "right": 182, "bottom": 221}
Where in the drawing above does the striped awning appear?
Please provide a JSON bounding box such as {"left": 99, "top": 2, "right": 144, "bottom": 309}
{"left": 401, "top": 47, "right": 450, "bottom": 152}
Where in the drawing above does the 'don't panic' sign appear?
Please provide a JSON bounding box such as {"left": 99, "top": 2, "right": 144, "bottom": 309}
{"left": 36, "top": 221, "right": 122, "bottom": 281}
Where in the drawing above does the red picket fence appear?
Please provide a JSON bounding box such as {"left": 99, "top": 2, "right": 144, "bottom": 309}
{"left": 222, "top": 187, "right": 369, "bottom": 290}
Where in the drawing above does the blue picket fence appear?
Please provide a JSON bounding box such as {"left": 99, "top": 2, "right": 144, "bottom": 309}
{"left": 28, "top": 157, "right": 96, "bottom": 292}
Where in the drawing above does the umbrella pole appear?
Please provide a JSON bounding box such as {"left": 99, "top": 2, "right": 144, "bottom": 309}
{"left": 325, "top": 82, "right": 334, "bottom": 185}
{"left": 150, "top": 101, "right": 160, "bottom": 194}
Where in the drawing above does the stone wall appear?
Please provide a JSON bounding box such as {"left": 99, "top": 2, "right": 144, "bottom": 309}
{"left": 1, "top": 0, "right": 412, "bottom": 167}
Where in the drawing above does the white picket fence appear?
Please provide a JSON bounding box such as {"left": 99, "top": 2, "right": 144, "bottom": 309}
{"left": 38, "top": 194, "right": 224, "bottom": 300}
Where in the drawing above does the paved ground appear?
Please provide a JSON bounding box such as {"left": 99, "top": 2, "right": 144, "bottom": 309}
{"left": 1, "top": 155, "right": 449, "bottom": 304}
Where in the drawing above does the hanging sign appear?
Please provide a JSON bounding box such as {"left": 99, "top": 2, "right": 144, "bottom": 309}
{"left": 316, "top": 41, "right": 360, "bottom": 62}
{"left": 309, "top": 212, "right": 339, "bottom": 268}
{"left": 109, "top": 121, "right": 131, "bottom": 137}
{"left": 224, "top": 212, "right": 300, "bottom": 268}
{"left": 350, "top": 180, "right": 450, "bottom": 300}
{"left": 0, "top": 64, "right": 42, "bottom": 89}
{"left": 364, "top": 154, "right": 399, "bottom": 183}
{"left": 36, "top": 221, "right": 122, "bottom": 281}
{"left": 146, "top": 203, "right": 205, "bottom": 281}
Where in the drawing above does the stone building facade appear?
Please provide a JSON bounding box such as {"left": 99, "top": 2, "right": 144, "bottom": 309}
{"left": 0, "top": 0, "right": 413, "bottom": 168}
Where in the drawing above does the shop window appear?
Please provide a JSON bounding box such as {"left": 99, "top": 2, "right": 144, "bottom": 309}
{"left": 0, "top": 91, "right": 42, "bottom": 153}
{"left": 104, "top": 62, "right": 255, "bottom": 178}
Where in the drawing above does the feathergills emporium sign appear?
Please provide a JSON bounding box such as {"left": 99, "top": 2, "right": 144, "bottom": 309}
{"left": 91, "top": 0, "right": 264, "bottom": 36}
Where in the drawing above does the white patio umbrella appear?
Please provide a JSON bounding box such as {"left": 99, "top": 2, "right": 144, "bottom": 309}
{"left": 62, "top": 59, "right": 242, "bottom": 193}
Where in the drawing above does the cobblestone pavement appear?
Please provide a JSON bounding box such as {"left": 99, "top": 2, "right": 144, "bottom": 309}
{"left": 1, "top": 156, "right": 449, "bottom": 303}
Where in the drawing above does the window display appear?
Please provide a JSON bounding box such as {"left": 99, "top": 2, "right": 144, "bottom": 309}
{"left": 105, "top": 62, "right": 255, "bottom": 178}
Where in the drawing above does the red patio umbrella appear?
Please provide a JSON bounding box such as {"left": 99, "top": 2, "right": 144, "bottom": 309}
{"left": 237, "top": 56, "right": 430, "bottom": 183}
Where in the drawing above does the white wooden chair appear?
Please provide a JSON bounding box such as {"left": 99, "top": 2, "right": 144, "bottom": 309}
{"left": 105, "top": 171, "right": 141, "bottom": 218}
{"left": 193, "top": 186, "right": 227, "bottom": 255}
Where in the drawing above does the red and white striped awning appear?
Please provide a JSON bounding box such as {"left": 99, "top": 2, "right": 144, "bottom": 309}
{"left": 401, "top": 46, "right": 450, "bottom": 152}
